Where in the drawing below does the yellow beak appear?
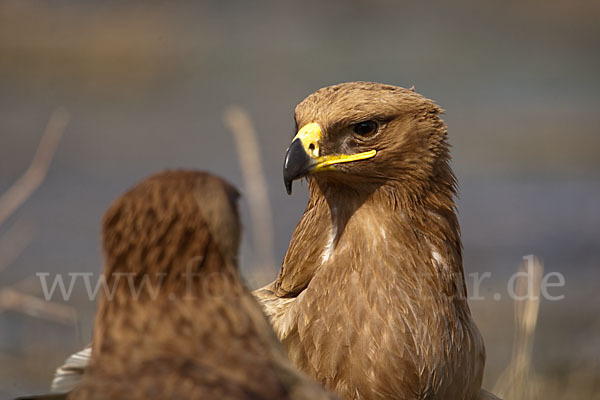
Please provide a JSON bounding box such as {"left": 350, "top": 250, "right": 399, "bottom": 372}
{"left": 283, "top": 122, "right": 377, "bottom": 194}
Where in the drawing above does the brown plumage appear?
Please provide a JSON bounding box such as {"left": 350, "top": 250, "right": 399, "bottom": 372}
{"left": 67, "top": 170, "right": 335, "bottom": 400}
{"left": 46, "top": 83, "right": 498, "bottom": 400}
{"left": 256, "top": 82, "right": 492, "bottom": 399}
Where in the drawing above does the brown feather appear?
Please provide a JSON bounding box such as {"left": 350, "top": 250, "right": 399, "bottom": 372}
{"left": 256, "top": 82, "right": 491, "bottom": 399}
{"left": 70, "top": 170, "right": 335, "bottom": 400}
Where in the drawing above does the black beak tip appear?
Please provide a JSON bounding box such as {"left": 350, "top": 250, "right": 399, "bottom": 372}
{"left": 283, "top": 138, "right": 312, "bottom": 195}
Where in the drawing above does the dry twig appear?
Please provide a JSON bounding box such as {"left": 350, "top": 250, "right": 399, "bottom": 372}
{"left": 0, "top": 109, "right": 73, "bottom": 326}
{"left": 0, "top": 287, "right": 77, "bottom": 325}
{"left": 223, "top": 106, "right": 276, "bottom": 275}
{"left": 493, "top": 255, "right": 543, "bottom": 400}
{"left": 0, "top": 108, "right": 69, "bottom": 228}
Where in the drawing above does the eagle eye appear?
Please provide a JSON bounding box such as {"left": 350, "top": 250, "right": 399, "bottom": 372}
{"left": 353, "top": 120, "right": 378, "bottom": 137}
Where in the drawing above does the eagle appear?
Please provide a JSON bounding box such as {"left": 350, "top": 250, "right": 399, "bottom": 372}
{"left": 22, "top": 171, "right": 335, "bottom": 400}
{"left": 45, "top": 82, "right": 499, "bottom": 400}
{"left": 255, "top": 82, "right": 497, "bottom": 399}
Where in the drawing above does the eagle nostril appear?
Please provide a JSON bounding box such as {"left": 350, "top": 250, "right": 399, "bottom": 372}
{"left": 308, "top": 143, "right": 315, "bottom": 151}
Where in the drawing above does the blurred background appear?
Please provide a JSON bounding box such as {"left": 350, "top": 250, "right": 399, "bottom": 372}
{"left": 0, "top": 0, "right": 598, "bottom": 398}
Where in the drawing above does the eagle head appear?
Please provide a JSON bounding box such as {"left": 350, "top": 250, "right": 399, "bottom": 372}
{"left": 283, "top": 81, "right": 451, "bottom": 197}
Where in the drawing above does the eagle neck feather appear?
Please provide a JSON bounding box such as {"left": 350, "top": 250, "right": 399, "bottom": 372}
{"left": 270, "top": 169, "right": 484, "bottom": 399}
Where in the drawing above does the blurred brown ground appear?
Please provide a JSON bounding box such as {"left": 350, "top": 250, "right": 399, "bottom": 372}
{"left": 0, "top": 1, "right": 598, "bottom": 398}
